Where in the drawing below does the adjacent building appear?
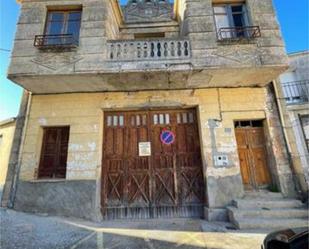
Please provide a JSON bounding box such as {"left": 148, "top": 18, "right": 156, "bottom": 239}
{"left": 0, "top": 118, "right": 16, "bottom": 196}
{"left": 2, "top": 0, "right": 305, "bottom": 226}
{"left": 276, "top": 51, "right": 309, "bottom": 198}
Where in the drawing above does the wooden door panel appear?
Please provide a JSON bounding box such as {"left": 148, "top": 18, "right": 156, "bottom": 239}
{"left": 180, "top": 170, "right": 204, "bottom": 204}
{"left": 127, "top": 171, "right": 150, "bottom": 206}
{"left": 237, "top": 149, "right": 251, "bottom": 186}
{"left": 126, "top": 112, "right": 151, "bottom": 208}
{"left": 176, "top": 125, "right": 187, "bottom": 153}
{"left": 105, "top": 128, "right": 115, "bottom": 156}
{"left": 235, "top": 129, "right": 247, "bottom": 148}
{"left": 106, "top": 173, "right": 124, "bottom": 206}
{"left": 127, "top": 128, "right": 138, "bottom": 156}
{"left": 151, "top": 110, "right": 204, "bottom": 211}
{"left": 114, "top": 128, "right": 124, "bottom": 155}
{"left": 154, "top": 169, "right": 176, "bottom": 205}
{"left": 247, "top": 128, "right": 265, "bottom": 148}
{"left": 251, "top": 148, "right": 271, "bottom": 185}
{"left": 236, "top": 126, "right": 271, "bottom": 189}
{"left": 105, "top": 159, "right": 125, "bottom": 206}
{"left": 248, "top": 128, "right": 271, "bottom": 186}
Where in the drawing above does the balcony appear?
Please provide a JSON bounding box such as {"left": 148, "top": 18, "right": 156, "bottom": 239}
{"left": 107, "top": 39, "right": 191, "bottom": 62}
{"left": 217, "top": 26, "right": 261, "bottom": 41}
{"left": 34, "top": 34, "right": 78, "bottom": 50}
{"left": 282, "top": 80, "right": 309, "bottom": 105}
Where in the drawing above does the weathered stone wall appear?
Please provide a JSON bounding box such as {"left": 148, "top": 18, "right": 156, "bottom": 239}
{"left": 9, "top": 0, "right": 110, "bottom": 76}
{"left": 8, "top": 0, "right": 288, "bottom": 93}
{"left": 178, "top": 0, "right": 287, "bottom": 68}
{"left": 13, "top": 87, "right": 295, "bottom": 220}
{"left": 14, "top": 180, "right": 97, "bottom": 220}
{"left": 288, "top": 51, "right": 309, "bottom": 81}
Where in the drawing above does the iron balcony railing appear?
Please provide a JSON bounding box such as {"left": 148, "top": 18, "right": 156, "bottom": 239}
{"left": 34, "top": 34, "right": 78, "bottom": 49}
{"left": 282, "top": 80, "right": 309, "bottom": 105}
{"left": 218, "top": 26, "right": 261, "bottom": 41}
{"left": 107, "top": 39, "right": 191, "bottom": 61}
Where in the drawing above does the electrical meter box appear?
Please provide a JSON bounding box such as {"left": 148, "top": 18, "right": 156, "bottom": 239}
{"left": 214, "top": 154, "right": 229, "bottom": 167}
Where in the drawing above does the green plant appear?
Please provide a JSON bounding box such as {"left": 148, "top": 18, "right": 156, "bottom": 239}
{"left": 268, "top": 185, "right": 280, "bottom": 193}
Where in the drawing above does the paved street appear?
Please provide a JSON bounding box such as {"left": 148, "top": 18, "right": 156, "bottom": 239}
{"left": 0, "top": 208, "right": 268, "bottom": 249}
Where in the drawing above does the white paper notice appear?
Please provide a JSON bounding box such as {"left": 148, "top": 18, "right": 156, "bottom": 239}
{"left": 139, "top": 142, "right": 151, "bottom": 156}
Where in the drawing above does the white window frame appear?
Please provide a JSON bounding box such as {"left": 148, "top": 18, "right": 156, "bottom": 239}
{"left": 213, "top": 3, "right": 250, "bottom": 40}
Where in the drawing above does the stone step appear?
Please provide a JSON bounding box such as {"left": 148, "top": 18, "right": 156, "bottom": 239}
{"left": 232, "top": 199, "right": 304, "bottom": 209}
{"left": 234, "top": 218, "right": 309, "bottom": 230}
{"left": 243, "top": 191, "right": 284, "bottom": 200}
{"left": 227, "top": 206, "right": 309, "bottom": 220}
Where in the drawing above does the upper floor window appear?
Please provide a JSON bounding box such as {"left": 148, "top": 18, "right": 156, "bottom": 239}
{"left": 0, "top": 134, "right": 3, "bottom": 146}
{"left": 282, "top": 80, "right": 309, "bottom": 105}
{"left": 213, "top": 3, "right": 260, "bottom": 40}
{"left": 34, "top": 8, "right": 82, "bottom": 49}
{"left": 46, "top": 10, "right": 81, "bottom": 44}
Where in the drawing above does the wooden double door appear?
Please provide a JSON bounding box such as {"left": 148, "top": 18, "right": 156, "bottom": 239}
{"left": 102, "top": 109, "right": 205, "bottom": 219}
{"left": 235, "top": 124, "right": 271, "bottom": 190}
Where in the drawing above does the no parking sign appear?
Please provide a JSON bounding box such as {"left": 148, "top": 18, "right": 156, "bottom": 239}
{"left": 160, "top": 129, "right": 175, "bottom": 145}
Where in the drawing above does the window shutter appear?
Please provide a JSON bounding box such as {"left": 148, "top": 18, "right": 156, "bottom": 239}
{"left": 38, "top": 127, "right": 69, "bottom": 179}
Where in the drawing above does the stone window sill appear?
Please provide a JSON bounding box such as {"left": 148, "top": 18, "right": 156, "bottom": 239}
{"left": 29, "top": 179, "right": 67, "bottom": 183}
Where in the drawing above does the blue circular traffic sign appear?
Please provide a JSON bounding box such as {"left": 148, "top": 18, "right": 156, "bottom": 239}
{"left": 160, "top": 130, "right": 175, "bottom": 145}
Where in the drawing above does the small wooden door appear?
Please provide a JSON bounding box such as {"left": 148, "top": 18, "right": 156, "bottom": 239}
{"left": 102, "top": 109, "right": 205, "bottom": 219}
{"left": 235, "top": 125, "right": 271, "bottom": 189}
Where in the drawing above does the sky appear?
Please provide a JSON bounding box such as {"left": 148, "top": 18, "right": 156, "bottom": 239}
{"left": 0, "top": 0, "right": 308, "bottom": 121}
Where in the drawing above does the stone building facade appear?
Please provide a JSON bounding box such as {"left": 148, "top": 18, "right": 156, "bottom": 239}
{"left": 276, "top": 51, "right": 309, "bottom": 198}
{"left": 2, "top": 0, "right": 300, "bottom": 222}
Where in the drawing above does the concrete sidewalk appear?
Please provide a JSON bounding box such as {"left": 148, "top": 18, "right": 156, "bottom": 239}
{"left": 0, "top": 208, "right": 267, "bottom": 249}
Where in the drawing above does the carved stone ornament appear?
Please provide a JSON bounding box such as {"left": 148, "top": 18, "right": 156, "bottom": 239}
{"left": 213, "top": 46, "right": 264, "bottom": 65}
{"left": 123, "top": 0, "right": 173, "bottom": 23}
{"left": 31, "top": 52, "right": 83, "bottom": 71}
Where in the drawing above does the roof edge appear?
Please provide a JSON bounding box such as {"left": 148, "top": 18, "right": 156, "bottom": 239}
{"left": 0, "top": 117, "right": 17, "bottom": 126}
{"left": 288, "top": 50, "right": 309, "bottom": 57}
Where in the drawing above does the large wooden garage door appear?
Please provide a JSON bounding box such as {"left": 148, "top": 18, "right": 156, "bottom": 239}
{"left": 102, "top": 109, "right": 205, "bottom": 219}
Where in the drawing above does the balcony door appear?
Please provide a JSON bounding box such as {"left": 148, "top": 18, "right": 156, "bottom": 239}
{"left": 44, "top": 10, "right": 81, "bottom": 46}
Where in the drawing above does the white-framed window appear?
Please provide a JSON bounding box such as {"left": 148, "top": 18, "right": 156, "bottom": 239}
{"left": 213, "top": 3, "right": 250, "bottom": 39}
